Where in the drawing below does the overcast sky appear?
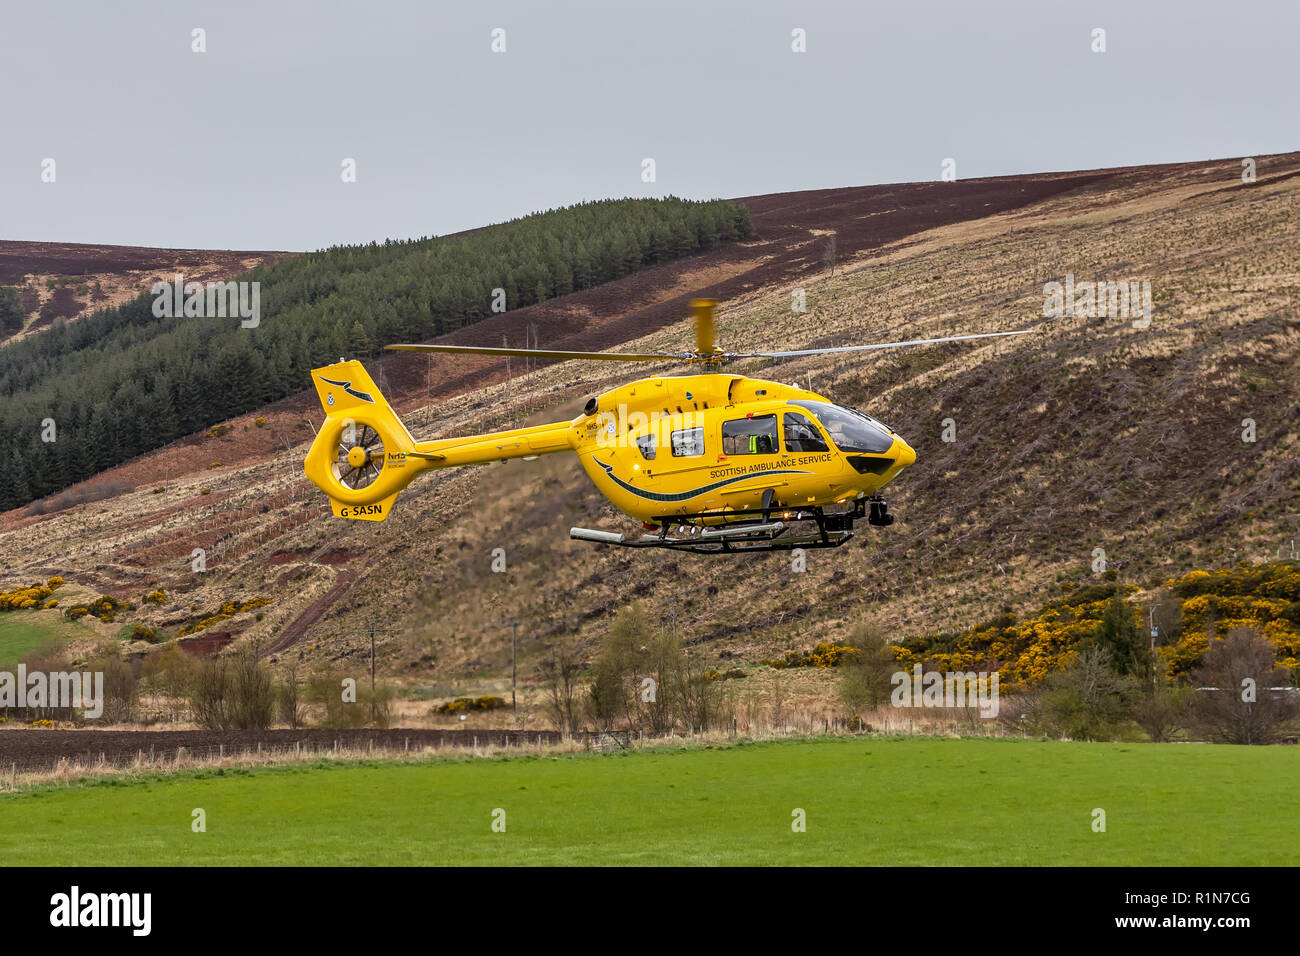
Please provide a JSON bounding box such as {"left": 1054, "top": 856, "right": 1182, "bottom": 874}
{"left": 2, "top": 0, "right": 1295, "bottom": 251}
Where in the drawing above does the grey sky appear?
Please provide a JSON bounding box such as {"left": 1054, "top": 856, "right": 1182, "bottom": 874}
{"left": 2, "top": 0, "right": 1295, "bottom": 251}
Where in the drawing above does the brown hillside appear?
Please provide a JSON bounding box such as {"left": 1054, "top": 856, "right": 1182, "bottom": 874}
{"left": 0, "top": 240, "right": 297, "bottom": 338}
{"left": 2, "top": 152, "right": 1297, "bottom": 703}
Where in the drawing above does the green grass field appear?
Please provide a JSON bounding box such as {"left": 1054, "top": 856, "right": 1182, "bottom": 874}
{"left": 2, "top": 737, "right": 1297, "bottom": 865}
{"left": 0, "top": 611, "right": 94, "bottom": 666}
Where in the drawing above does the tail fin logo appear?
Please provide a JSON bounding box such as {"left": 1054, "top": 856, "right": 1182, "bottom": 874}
{"left": 319, "top": 376, "right": 375, "bottom": 403}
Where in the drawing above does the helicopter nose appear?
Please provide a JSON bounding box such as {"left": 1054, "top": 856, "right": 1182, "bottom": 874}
{"left": 894, "top": 436, "right": 917, "bottom": 469}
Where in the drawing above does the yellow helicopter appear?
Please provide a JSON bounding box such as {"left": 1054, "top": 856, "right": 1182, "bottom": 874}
{"left": 303, "top": 300, "right": 1028, "bottom": 553}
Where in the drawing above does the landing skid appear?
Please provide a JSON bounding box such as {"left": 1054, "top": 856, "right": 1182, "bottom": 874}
{"left": 571, "top": 499, "right": 885, "bottom": 554}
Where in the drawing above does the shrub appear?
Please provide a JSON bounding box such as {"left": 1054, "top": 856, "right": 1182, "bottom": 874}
{"left": 307, "top": 674, "right": 369, "bottom": 729}
{"left": 189, "top": 641, "right": 275, "bottom": 730}
{"left": 1131, "top": 685, "right": 1192, "bottom": 742}
{"left": 762, "top": 642, "right": 857, "bottom": 669}
{"left": 434, "top": 695, "right": 506, "bottom": 714}
{"left": 1189, "top": 627, "right": 1299, "bottom": 744}
{"left": 704, "top": 668, "right": 747, "bottom": 681}
{"left": 127, "top": 624, "right": 159, "bottom": 643}
{"left": 0, "top": 582, "right": 57, "bottom": 612}
{"left": 838, "top": 622, "right": 901, "bottom": 716}
{"left": 1029, "top": 647, "right": 1138, "bottom": 741}
{"left": 177, "top": 596, "right": 271, "bottom": 636}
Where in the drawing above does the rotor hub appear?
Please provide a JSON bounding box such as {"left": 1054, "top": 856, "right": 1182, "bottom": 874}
{"left": 335, "top": 424, "right": 385, "bottom": 490}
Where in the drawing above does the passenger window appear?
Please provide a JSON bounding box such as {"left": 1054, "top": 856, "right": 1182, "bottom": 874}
{"left": 783, "top": 411, "right": 828, "bottom": 452}
{"left": 636, "top": 434, "right": 656, "bottom": 460}
{"left": 671, "top": 426, "right": 705, "bottom": 457}
{"left": 722, "top": 414, "right": 778, "bottom": 455}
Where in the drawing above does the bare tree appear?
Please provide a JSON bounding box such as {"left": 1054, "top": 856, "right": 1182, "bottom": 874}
{"left": 228, "top": 640, "right": 275, "bottom": 730}
{"left": 278, "top": 666, "right": 304, "bottom": 729}
{"left": 1035, "top": 647, "right": 1138, "bottom": 741}
{"left": 823, "top": 234, "right": 838, "bottom": 276}
{"left": 837, "top": 620, "right": 899, "bottom": 718}
{"left": 1190, "top": 627, "right": 1298, "bottom": 745}
{"left": 668, "top": 640, "right": 721, "bottom": 734}
{"left": 1130, "top": 685, "right": 1191, "bottom": 742}
{"left": 539, "top": 642, "right": 583, "bottom": 735}
{"left": 190, "top": 657, "right": 230, "bottom": 730}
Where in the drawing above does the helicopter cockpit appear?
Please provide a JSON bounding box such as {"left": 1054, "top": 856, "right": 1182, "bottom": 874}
{"left": 787, "top": 400, "right": 895, "bottom": 455}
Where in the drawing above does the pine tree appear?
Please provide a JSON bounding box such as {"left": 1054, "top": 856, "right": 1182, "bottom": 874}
{"left": 347, "top": 320, "right": 371, "bottom": 358}
{"left": 1094, "top": 592, "right": 1153, "bottom": 684}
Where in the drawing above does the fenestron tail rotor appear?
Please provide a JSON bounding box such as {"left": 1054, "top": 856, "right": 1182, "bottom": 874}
{"left": 334, "top": 423, "right": 385, "bottom": 491}
{"left": 384, "top": 298, "right": 1030, "bottom": 368}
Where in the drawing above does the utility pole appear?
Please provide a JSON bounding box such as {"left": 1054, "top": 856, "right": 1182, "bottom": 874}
{"left": 491, "top": 617, "right": 521, "bottom": 714}
{"left": 503, "top": 334, "right": 511, "bottom": 425}
{"left": 369, "top": 624, "right": 376, "bottom": 723}
{"left": 1141, "top": 603, "right": 1161, "bottom": 690}
{"left": 513, "top": 621, "right": 519, "bottom": 711}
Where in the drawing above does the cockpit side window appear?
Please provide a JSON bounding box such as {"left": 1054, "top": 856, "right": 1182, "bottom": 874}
{"left": 783, "top": 411, "right": 828, "bottom": 452}
{"left": 722, "top": 414, "right": 778, "bottom": 455}
{"left": 790, "top": 400, "right": 894, "bottom": 454}
{"left": 635, "top": 433, "right": 656, "bottom": 460}
{"left": 671, "top": 426, "right": 705, "bottom": 457}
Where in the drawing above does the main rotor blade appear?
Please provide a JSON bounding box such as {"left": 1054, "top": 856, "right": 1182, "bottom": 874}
{"left": 386, "top": 344, "right": 688, "bottom": 363}
{"left": 725, "top": 328, "right": 1033, "bottom": 360}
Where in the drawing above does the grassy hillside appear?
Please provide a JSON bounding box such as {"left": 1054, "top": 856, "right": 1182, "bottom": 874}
{"left": 1, "top": 737, "right": 1295, "bottom": 865}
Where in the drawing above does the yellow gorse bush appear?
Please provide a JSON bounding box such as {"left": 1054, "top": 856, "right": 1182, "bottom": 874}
{"left": 176, "top": 596, "right": 271, "bottom": 636}
{"left": 0, "top": 577, "right": 63, "bottom": 612}
{"left": 893, "top": 562, "right": 1300, "bottom": 690}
